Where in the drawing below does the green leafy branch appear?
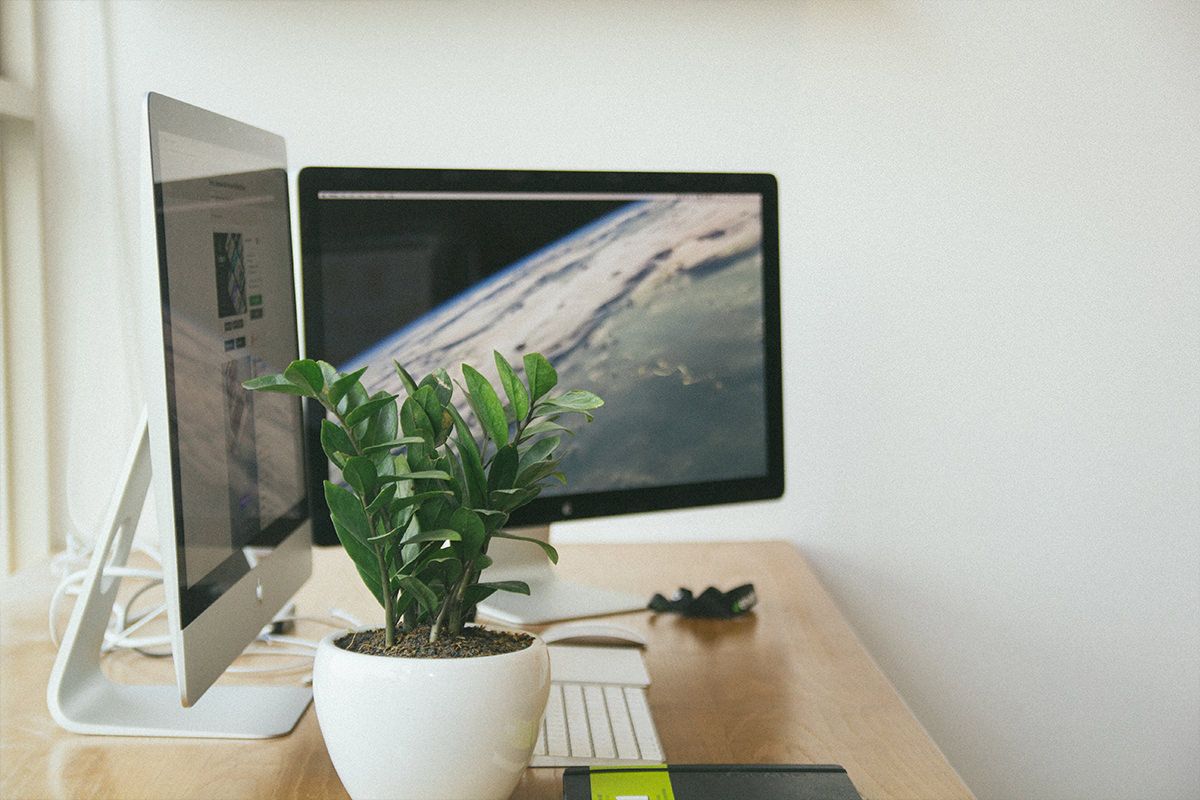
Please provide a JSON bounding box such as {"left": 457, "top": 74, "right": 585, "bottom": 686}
{"left": 244, "top": 351, "right": 602, "bottom": 646}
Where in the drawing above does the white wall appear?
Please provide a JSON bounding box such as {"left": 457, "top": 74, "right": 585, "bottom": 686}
{"left": 36, "top": 2, "right": 1199, "bottom": 798}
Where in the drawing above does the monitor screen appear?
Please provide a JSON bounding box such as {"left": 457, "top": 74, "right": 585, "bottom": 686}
{"left": 299, "top": 170, "right": 782, "bottom": 542}
{"left": 150, "top": 99, "right": 308, "bottom": 625}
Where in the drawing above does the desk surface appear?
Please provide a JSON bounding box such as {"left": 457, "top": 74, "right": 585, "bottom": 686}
{"left": 1, "top": 541, "right": 973, "bottom": 800}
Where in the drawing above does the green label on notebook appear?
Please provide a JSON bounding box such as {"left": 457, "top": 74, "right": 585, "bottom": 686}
{"left": 589, "top": 765, "right": 675, "bottom": 800}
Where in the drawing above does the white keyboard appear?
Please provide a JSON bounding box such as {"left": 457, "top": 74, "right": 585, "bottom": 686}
{"left": 529, "top": 681, "right": 664, "bottom": 767}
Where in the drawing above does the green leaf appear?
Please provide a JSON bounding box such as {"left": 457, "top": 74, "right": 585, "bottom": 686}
{"left": 462, "top": 364, "right": 509, "bottom": 447}
{"left": 535, "top": 390, "right": 604, "bottom": 419}
{"left": 367, "top": 524, "right": 401, "bottom": 542}
{"left": 518, "top": 419, "right": 572, "bottom": 442}
{"left": 366, "top": 483, "right": 396, "bottom": 515}
{"left": 416, "top": 495, "right": 449, "bottom": 535}
{"left": 395, "top": 575, "right": 439, "bottom": 615}
{"left": 379, "top": 469, "right": 452, "bottom": 482}
{"left": 363, "top": 391, "right": 399, "bottom": 450}
{"left": 471, "top": 507, "right": 509, "bottom": 534}
{"left": 492, "top": 530, "right": 560, "bottom": 564}
{"left": 339, "top": 379, "right": 370, "bottom": 424}
{"left": 517, "top": 458, "right": 562, "bottom": 488}
{"left": 330, "top": 515, "right": 385, "bottom": 606}
{"left": 494, "top": 351, "right": 530, "bottom": 422}
{"left": 320, "top": 420, "right": 356, "bottom": 468}
{"left": 345, "top": 394, "right": 397, "bottom": 427}
{"left": 405, "top": 436, "right": 434, "bottom": 473}
{"left": 447, "top": 405, "right": 487, "bottom": 507}
{"left": 341, "top": 456, "right": 377, "bottom": 498}
{"left": 552, "top": 389, "right": 604, "bottom": 409}
{"left": 444, "top": 448, "right": 468, "bottom": 505}
{"left": 419, "top": 369, "right": 453, "bottom": 407}
{"left": 362, "top": 436, "right": 426, "bottom": 456}
{"left": 455, "top": 438, "right": 487, "bottom": 510}
{"left": 399, "top": 527, "right": 462, "bottom": 545}
{"left": 435, "top": 556, "right": 464, "bottom": 588}
{"left": 242, "top": 374, "right": 308, "bottom": 395}
{"left": 393, "top": 360, "right": 419, "bottom": 397}
{"left": 533, "top": 405, "right": 591, "bottom": 423}
{"left": 283, "top": 360, "right": 325, "bottom": 396}
{"left": 398, "top": 513, "right": 424, "bottom": 562}
{"left": 400, "top": 395, "right": 436, "bottom": 448}
{"left": 478, "top": 580, "right": 530, "bottom": 595}
{"left": 398, "top": 547, "right": 460, "bottom": 577}
{"left": 489, "top": 486, "right": 541, "bottom": 512}
{"left": 412, "top": 384, "right": 450, "bottom": 446}
{"left": 328, "top": 366, "right": 367, "bottom": 406}
{"left": 317, "top": 360, "right": 340, "bottom": 387}
{"left": 323, "top": 480, "right": 370, "bottom": 543}
{"left": 488, "top": 444, "right": 519, "bottom": 492}
{"left": 464, "top": 584, "right": 498, "bottom": 607}
{"left": 518, "top": 435, "right": 560, "bottom": 473}
{"left": 388, "top": 490, "right": 452, "bottom": 513}
{"left": 523, "top": 352, "right": 558, "bottom": 403}
{"left": 449, "top": 506, "right": 486, "bottom": 559}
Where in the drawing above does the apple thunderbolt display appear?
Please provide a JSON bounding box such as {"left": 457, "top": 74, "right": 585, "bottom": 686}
{"left": 298, "top": 169, "right": 783, "bottom": 623}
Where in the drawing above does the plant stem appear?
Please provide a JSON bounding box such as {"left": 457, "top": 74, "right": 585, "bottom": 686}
{"left": 447, "top": 561, "right": 475, "bottom": 637}
{"left": 429, "top": 561, "right": 475, "bottom": 643}
{"left": 374, "top": 543, "right": 394, "bottom": 648}
{"left": 429, "top": 598, "right": 449, "bottom": 644}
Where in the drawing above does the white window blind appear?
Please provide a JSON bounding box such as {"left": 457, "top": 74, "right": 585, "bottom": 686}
{"left": 1, "top": 0, "right": 49, "bottom": 575}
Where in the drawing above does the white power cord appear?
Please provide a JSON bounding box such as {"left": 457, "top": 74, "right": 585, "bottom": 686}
{"left": 48, "top": 527, "right": 364, "bottom": 678}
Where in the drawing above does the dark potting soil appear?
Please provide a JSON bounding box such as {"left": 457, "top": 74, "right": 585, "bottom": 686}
{"left": 335, "top": 626, "right": 534, "bottom": 659}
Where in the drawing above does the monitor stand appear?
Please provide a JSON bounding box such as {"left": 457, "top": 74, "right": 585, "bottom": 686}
{"left": 46, "top": 411, "right": 312, "bottom": 738}
{"left": 476, "top": 524, "right": 646, "bottom": 625}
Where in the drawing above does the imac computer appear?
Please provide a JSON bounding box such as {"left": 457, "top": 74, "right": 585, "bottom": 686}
{"left": 47, "top": 93, "right": 313, "bottom": 737}
{"left": 297, "top": 168, "right": 783, "bottom": 624}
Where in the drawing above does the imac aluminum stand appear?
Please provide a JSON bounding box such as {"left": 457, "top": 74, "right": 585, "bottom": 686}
{"left": 476, "top": 525, "right": 645, "bottom": 625}
{"left": 46, "top": 412, "right": 312, "bottom": 738}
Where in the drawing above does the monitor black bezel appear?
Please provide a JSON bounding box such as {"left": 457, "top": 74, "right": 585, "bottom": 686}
{"left": 147, "top": 93, "right": 310, "bottom": 625}
{"left": 298, "top": 167, "right": 783, "bottom": 546}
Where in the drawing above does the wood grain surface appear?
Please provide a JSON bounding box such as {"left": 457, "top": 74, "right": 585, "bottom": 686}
{"left": 0, "top": 541, "right": 973, "bottom": 799}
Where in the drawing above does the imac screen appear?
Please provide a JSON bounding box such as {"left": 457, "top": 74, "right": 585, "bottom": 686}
{"left": 153, "top": 126, "right": 307, "bottom": 624}
{"left": 309, "top": 188, "right": 771, "bottom": 499}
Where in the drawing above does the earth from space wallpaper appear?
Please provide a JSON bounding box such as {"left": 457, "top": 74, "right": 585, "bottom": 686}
{"left": 340, "top": 194, "right": 768, "bottom": 495}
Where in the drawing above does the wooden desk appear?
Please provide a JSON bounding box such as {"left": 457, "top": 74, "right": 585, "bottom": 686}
{"left": 1, "top": 541, "right": 973, "bottom": 800}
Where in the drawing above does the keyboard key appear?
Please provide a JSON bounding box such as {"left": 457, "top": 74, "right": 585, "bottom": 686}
{"left": 545, "top": 684, "right": 569, "bottom": 756}
{"left": 563, "top": 684, "right": 593, "bottom": 758}
{"left": 625, "top": 688, "right": 663, "bottom": 761}
{"left": 585, "top": 685, "right": 616, "bottom": 759}
{"left": 533, "top": 680, "right": 665, "bottom": 766}
{"left": 604, "top": 685, "right": 640, "bottom": 760}
{"left": 534, "top": 719, "right": 546, "bottom": 756}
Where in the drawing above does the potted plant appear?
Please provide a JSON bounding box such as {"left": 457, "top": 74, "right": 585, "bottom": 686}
{"left": 244, "top": 351, "right": 602, "bottom": 800}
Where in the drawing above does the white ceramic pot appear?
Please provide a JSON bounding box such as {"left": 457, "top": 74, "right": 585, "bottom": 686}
{"left": 312, "top": 627, "right": 550, "bottom": 800}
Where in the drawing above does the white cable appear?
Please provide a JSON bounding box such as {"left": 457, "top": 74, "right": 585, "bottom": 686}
{"left": 271, "top": 614, "right": 352, "bottom": 629}
{"left": 260, "top": 633, "right": 318, "bottom": 650}
{"left": 48, "top": 566, "right": 165, "bottom": 648}
{"left": 101, "top": 603, "right": 169, "bottom": 651}
{"left": 48, "top": 529, "right": 357, "bottom": 679}
{"left": 241, "top": 645, "right": 318, "bottom": 658}
{"left": 226, "top": 660, "right": 313, "bottom": 674}
{"left": 329, "top": 608, "right": 365, "bottom": 628}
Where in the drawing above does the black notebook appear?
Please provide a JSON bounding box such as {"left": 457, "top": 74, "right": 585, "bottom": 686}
{"left": 562, "top": 764, "right": 863, "bottom": 800}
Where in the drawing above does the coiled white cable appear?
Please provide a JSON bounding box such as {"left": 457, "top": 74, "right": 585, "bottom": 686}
{"left": 48, "top": 529, "right": 364, "bottom": 676}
